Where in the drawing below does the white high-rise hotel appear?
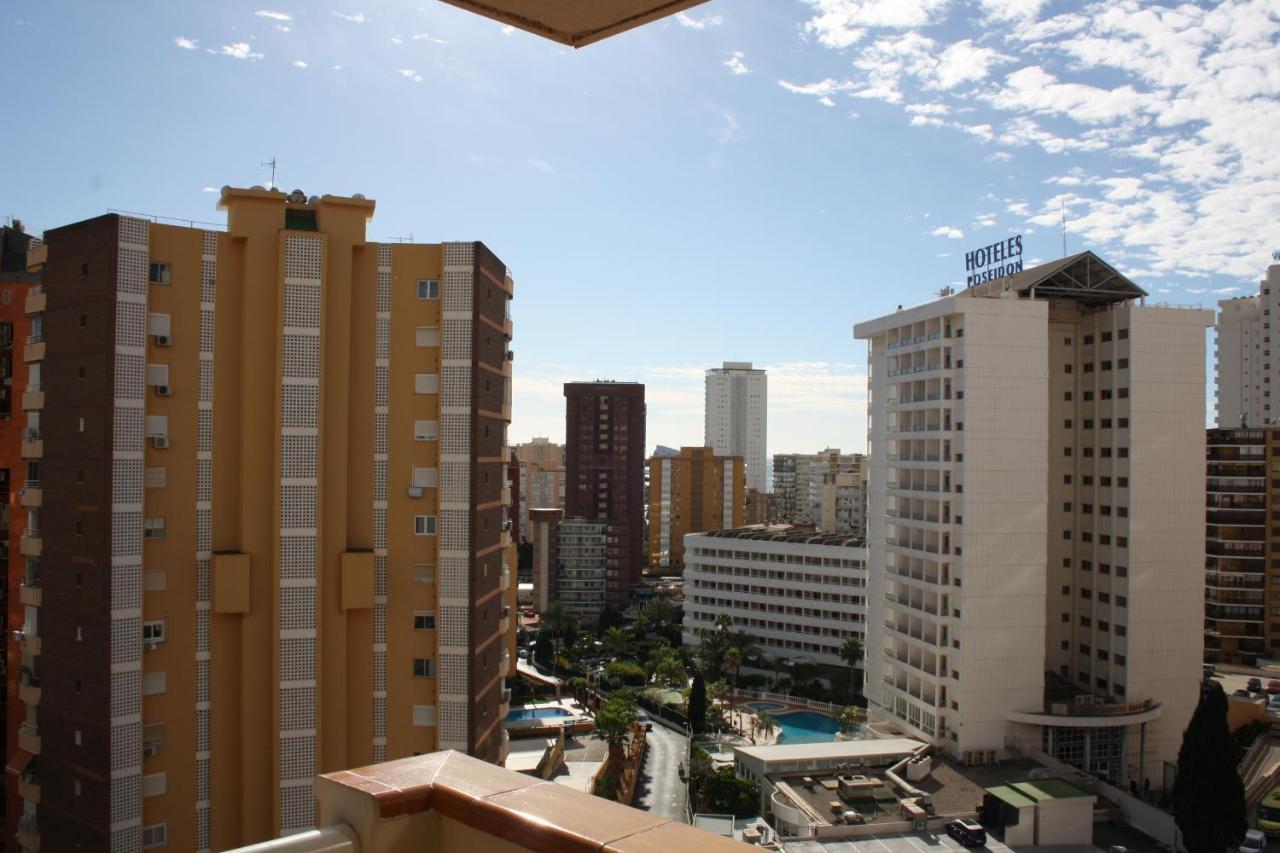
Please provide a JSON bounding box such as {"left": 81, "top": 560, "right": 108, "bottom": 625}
{"left": 1215, "top": 263, "right": 1280, "bottom": 427}
{"left": 855, "top": 252, "right": 1210, "bottom": 790}
{"left": 706, "top": 361, "right": 768, "bottom": 493}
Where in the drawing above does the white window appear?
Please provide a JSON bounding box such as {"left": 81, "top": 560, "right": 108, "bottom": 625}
{"left": 142, "top": 823, "right": 167, "bottom": 848}
{"left": 143, "top": 723, "right": 166, "bottom": 747}
{"left": 145, "top": 364, "right": 170, "bottom": 387}
{"left": 415, "top": 326, "right": 440, "bottom": 347}
{"left": 414, "top": 516, "right": 437, "bottom": 536}
{"left": 145, "top": 415, "right": 169, "bottom": 438}
{"left": 143, "top": 517, "right": 167, "bottom": 540}
{"left": 142, "top": 773, "right": 167, "bottom": 798}
{"left": 414, "top": 420, "right": 438, "bottom": 442}
{"left": 144, "top": 571, "right": 167, "bottom": 592}
{"left": 142, "top": 620, "right": 166, "bottom": 643}
{"left": 146, "top": 313, "right": 171, "bottom": 337}
{"left": 78, "top": 417, "right": 85, "bottom": 433}
{"left": 74, "top": 779, "right": 82, "bottom": 796}
{"left": 416, "top": 279, "right": 440, "bottom": 300}
{"left": 414, "top": 373, "right": 439, "bottom": 395}
{"left": 412, "top": 467, "right": 438, "bottom": 489}
{"left": 75, "top": 729, "right": 82, "bottom": 746}
{"left": 413, "top": 611, "right": 436, "bottom": 630}
{"left": 145, "top": 467, "right": 167, "bottom": 489}
{"left": 412, "top": 658, "right": 435, "bottom": 678}
{"left": 148, "top": 262, "right": 171, "bottom": 285}
{"left": 412, "top": 705, "right": 437, "bottom": 727}
{"left": 413, "top": 563, "right": 436, "bottom": 583}
{"left": 143, "top": 672, "right": 166, "bottom": 696}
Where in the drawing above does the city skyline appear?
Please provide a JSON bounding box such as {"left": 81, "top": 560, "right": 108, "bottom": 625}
{"left": 4, "top": 1, "right": 1276, "bottom": 454}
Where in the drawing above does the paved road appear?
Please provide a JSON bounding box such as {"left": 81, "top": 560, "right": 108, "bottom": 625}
{"left": 634, "top": 720, "right": 689, "bottom": 822}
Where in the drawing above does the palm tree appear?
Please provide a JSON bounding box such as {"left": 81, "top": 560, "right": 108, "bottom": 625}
{"left": 840, "top": 635, "right": 864, "bottom": 702}
{"left": 542, "top": 601, "right": 568, "bottom": 676}
{"left": 725, "top": 647, "right": 743, "bottom": 733}
{"left": 602, "top": 626, "right": 630, "bottom": 659}
{"left": 592, "top": 694, "right": 638, "bottom": 799}
{"left": 756, "top": 711, "right": 777, "bottom": 743}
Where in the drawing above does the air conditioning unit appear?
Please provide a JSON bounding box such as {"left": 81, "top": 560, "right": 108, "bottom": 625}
{"left": 143, "top": 744, "right": 158, "bottom": 758}
{"left": 143, "top": 640, "right": 158, "bottom": 651}
{"left": 155, "top": 384, "right": 172, "bottom": 397}
{"left": 152, "top": 436, "right": 170, "bottom": 449}
{"left": 155, "top": 335, "right": 172, "bottom": 347}
{"left": 407, "top": 486, "right": 425, "bottom": 499}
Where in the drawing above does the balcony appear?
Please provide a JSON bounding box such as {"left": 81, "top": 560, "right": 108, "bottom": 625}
{"left": 1208, "top": 480, "right": 1265, "bottom": 494}
{"left": 22, "top": 338, "right": 44, "bottom": 363}
{"left": 20, "top": 531, "right": 41, "bottom": 558}
{"left": 19, "top": 581, "right": 41, "bottom": 607}
{"left": 1207, "top": 541, "right": 1264, "bottom": 558}
{"left": 500, "top": 605, "right": 511, "bottom": 634}
{"left": 21, "top": 389, "right": 42, "bottom": 411}
{"left": 18, "top": 771, "right": 40, "bottom": 804}
{"left": 20, "top": 437, "right": 42, "bottom": 459}
{"left": 19, "top": 628, "right": 41, "bottom": 656}
{"left": 24, "top": 287, "right": 45, "bottom": 315}
{"left": 19, "top": 723, "right": 40, "bottom": 756}
{"left": 19, "top": 669, "right": 40, "bottom": 706}
{"left": 20, "top": 485, "right": 41, "bottom": 508}
{"left": 223, "top": 750, "right": 747, "bottom": 853}
{"left": 16, "top": 816, "right": 38, "bottom": 852}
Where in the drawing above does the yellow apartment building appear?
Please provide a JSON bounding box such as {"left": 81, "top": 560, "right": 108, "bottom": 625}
{"left": 647, "top": 447, "right": 743, "bottom": 573}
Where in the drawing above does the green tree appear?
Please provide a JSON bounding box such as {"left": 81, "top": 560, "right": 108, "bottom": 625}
{"left": 725, "top": 647, "right": 743, "bottom": 732}
{"left": 602, "top": 626, "right": 630, "bottom": 659}
{"left": 653, "top": 654, "right": 688, "bottom": 689}
{"left": 688, "top": 672, "right": 708, "bottom": 735}
{"left": 592, "top": 694, "right": 637, "bottom": 800}
{"left": 688, "top": 746, "right": 759, "bottom": 816}
{"left": 596, "top": 603, "right": 626, "bottom": 635}
{"left": 605, "top": 661, "right": 646, "bottom": 687}
{"left": 754, "top": 711, "right": 776, "bottom": 744}
{"left": 840, "top": 636, "right": 864, "bottom": 702}
{"left": 1172, "top": 682, "right": 1246, "bottom": 853}
{"left": 541, "top": 602, "right": 569, "bottom": 676}
{"left": 839, "top": 705, "right": 861, "bottom": 734}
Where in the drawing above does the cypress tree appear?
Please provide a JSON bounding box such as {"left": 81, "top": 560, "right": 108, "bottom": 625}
{"left": 1172, "top": 681, "right": 1246, "bottom": 853}
{"left": 689, "top": 672, "right": 708, "bottom": 735}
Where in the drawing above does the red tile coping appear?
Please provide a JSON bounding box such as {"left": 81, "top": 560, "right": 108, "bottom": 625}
{"left": 318, "top": 750, "right": 749, "bottom": 852}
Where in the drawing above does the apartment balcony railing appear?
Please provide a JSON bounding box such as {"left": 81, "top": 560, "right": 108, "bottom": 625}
{"left": 19, "top": 667, "right": 40, "bottom": 705}
{"left": 1206, "top": 509, "right": 1264, "bottom": 525}
{"left": 1206, "top": 541, "right": 1264, "bottom": 558}
{"left": 19, "top": 578, "right": 41, "bottom": 607}
{"left": 1208, "top": 480, "right": 1265, "bottom": 494}
{"left": 1206, "top": 464, "right": 1265, "bottom": 478}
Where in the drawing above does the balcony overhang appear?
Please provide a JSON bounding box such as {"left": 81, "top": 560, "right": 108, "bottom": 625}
{"left": 1008, "top": 702, "right": 1162, "bottom": 729}
{"left": 438, "top": 0, "right": 711, "bottom": 47}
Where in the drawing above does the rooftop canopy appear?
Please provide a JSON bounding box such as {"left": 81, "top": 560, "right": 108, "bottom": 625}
{"left": 968, "top": 250, "right": 1147, "bottom": 307}
{"left": 439, "top": 0, "right": 711, "bottom": 47}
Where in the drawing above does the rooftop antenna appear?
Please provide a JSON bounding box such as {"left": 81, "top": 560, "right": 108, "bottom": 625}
{"left": 262, "top": 156, "right": 278, "bottom": 190}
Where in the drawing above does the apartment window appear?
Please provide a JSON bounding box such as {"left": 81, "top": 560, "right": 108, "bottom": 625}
{"left": 1100, "top": 447, "right": 1111, "bottom": 458}
{"left": 148, "top": 262, "right": 171, "bottom": 284}
{"left": 142, "top": 672, "right": 167, "bottom": 695}
{"left": 1116, "top": 565, "right": 1128, "bottom": 577}
{"left": 1099, "top": 592, "right": 1111, "bottom": 603}
{"left": 1100, "top": 476, "right": 1111, "bottom": 487}
{"left": 1081, "top": 561, "right": 1092, "bottom": 571}
{"left": 415, "top": 326, "right": 440, "bottom": 347}
{"left": 414, "top": 373, "right": 439, "bottom": 395}
{"left": 1063, "top": 502, "right": 1072, "bottom": 512}
{"left": 142, "top": 621, "right": 166, "bottom": 643}
{"left": 1099, "top": 620, "right": 1110, "bottom": 632}
{"left": 1082, "top": 532, "right": 1093, "bottom": 542}
{"left": 1064, "top": 447, "right": 1073, "bottom": 457}
{"left": 1118, "top": 387, "right": 1129, "bottom": 398}
{"left": 416, "top": 279, "right": 440, "bottom": 299}
{"left": 1083, "top": 447, "right": 1094, "bottom": 458}
{"left": 1063, "top": 474, "right": 1072, "bottom": 484}
{"left": 1099, "top": 563, "right": 1111, "bottom": 574}
{"left": 412, "top": 658, "right": 435, "bottom": 678}
{"left": 1084, "top": 334, "right": 1094, "bottom": 345}
{"left": 1117, "top": 506, "right": 1128, "bottom": 518}
{"left": 1118, "top": 447, "right": 1129, "bottom": 458}
{"left": 1065, "top": 364, "right": 1074, "bottom": 374}
{"left": 1115, "top": 625, "right": 1127, "bottom": 637}
{"left": 1081, "top": 588, "right": 1092, "bottom": 600}
{"left": 1081, "top": 644, "right": 1091, "bottom": 655}
{"left": 1082, "top": 504, "right": 1093, "bottom": 514}
{"left": 143, "top": 517, "right": 167, "bottom": 540}
{"left": 1061, "top": 640, "right": 1070, "bottom": 650}
{"left": 1101, "top": 389, "right": 1112, "bottom": 400}
{"left": 1064, "top": 419, "right": 1073, "bottom": 429}
{"left": 1101, "top": 331, "right": 1112, "bottom": 342}
{"left": 1083, "top": 363, "right": 1094, "bottom": 373}
{"left": 1082, "top": 419, "right": 1093, "bottom": 429}
{"left": 1116, "top": 536, "right": 1128, "bottom": 548}
{"left": 413, "top": 705, "right": 437, "bottom": 727}
{"left": 1096, "top": 677, "right": 1109, "bottom": 689}
{"left": 1116, "top": 595, "right": 1128, "bottom": 608}
{"left": 413, "top": 611, "right": 436, "bottom": 630}
{"left": 1080, "top": 616, "right": 1092, "bottom": 627}
{"left": 1064, "top": 337, "right": 1072, "bottom": 345}
{"left": 1063, "top": 530, "right": 1072, "bottom": 540}
{"left": 1118, "top": 328, "right": 1129, "bottom": 339}
{"left": 142, "top": 773, "right": 167, "bottom": 798}
{"left": 1062, "top": 585, "right": 1071, "bottom": 594}
{"left": 1118, "top": 419, "right": 1129, "bottom": 429}
{"left": 1083, "top": 475, "right": 1094, "bottom": 486}
{"left": 413, "top": 563, "right": 437, "bottom": 583}
{"left": 1064, "top": 391, "right": 1073, "bottom": 401}
{"left": 1115, "top": 654, "right": 1126, "bottom": 667}
{"left": 1118, "top": 358, "right": 1129, "bottom": 369}
{"left": 412, "top": 467, "right": 438, "bottom": 489}
{"left": 414, "top": 516, "right": 437, "bottom": 536}
{"left": 143, "top": 824, "right": 168, "bottom": 848}
{"left": 1101, "top": 360, "right": 1112, "bottom": 371}
{"left": 1100, "top": 505, "right": 1111, "bottom": 516}
{"left": 144, "top": 571, "right": 166, "bottom": 592}
{"left": 413, "top": 420, "right": 439, "bottom": 441}
{"left": 1063, "top": 558, "right": 1072, "bottom": 568}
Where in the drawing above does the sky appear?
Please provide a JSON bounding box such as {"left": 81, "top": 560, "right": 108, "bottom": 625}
{"left": 4, "top": 0, "right": 1279, "bottom": 457}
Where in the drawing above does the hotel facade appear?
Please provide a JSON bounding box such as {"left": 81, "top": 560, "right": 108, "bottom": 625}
{"left": 855, "top": 252, "right": 1209, "bottom": 790}
{"left": 8, "top": 188, "right": 516, "bottom": 852}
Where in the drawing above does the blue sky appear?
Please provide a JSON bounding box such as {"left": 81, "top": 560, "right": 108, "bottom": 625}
{"left": 4, "top": 0, "right": 1278, "bottom": 455}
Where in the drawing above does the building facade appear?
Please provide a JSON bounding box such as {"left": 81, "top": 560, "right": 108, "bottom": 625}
{"left": 771, "top": 449, "right": 865, "bottom": 529}
{"left": 527, "top": 508, "right": 562, "bottom": 614}
{"left": 563, "top": 382, "right": 645, "bottom": 607}
{"left": 682, "top": 526, "right": 866, "bottom": 671}
{"left": 1215, "top": 264, "right": 1280, "bottom": 428}
{"left": 1204, "top": 428, "right": 1280, "bottom": 664}
{"left": 513, "top": 437, "right": 564, "bottom": 539}
{"left": 855, "top": 252, "right": 1210, "bottom": 790}
{"left": 13, "top": 189, "right": 516, "bottom": 852}
{"left": 647, "top": 446, "right": 744, "bottom": 573}
{"left": 555, "top": 518, "right": 609, "bottom": 620}
{"left": 819, "top": 469, "right": 868, "bottom": 537}
{"left": 705, "top": 362, "right": 767, "bottom": 494}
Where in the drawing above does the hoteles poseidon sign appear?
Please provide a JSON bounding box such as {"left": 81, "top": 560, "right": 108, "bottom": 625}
{"left": 966, "top": 234, "right": 1023, "bottom": 286}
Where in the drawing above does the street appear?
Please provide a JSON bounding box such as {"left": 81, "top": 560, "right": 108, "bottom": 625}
{"left": 634, "top": 720, "right": 689, "bottom": 822}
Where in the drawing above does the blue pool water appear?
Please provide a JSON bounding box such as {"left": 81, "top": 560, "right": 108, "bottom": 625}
{"left": 505, "top": 706, "right": 572, "bottom": 722}
{"left": 771, "top": 710, "right": 842, "bottom": 744}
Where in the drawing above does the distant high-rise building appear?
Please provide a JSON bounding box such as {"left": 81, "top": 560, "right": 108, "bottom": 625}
{"left": 527, "top": 508, "right": 563, "bottom": 614}
{"left": 705, "top": 362, "right": 767, "bottom": 493}
{"left": 1215, "top": 264, "right": 1280, "bottom": 427}
{"left": 745, "top": 489, "right": 769, "bottom": 525}
{"left": 856, "top": 251, "right": 1210, "bottom": 790}
{"left": 563, "top": 382, "right": 645, "bottom": 606}
{"left": 647, "top": 446, "right": 744, "bottom": 573}
{"left": 11, "top": 190, "right": 517, "bottom": 851}
{"left": 819, "top": 468, "right": 868, "bottom": 537}
{"left": 772, "top": 449, "right": 864, "bottom": 526}
{"left": 513, "top": 437, "right": 565, "bottom": 538}
{"left": 556, "top": 518, "right": 610, "bottom": 620}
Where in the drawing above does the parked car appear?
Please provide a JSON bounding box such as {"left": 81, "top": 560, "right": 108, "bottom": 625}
{"left": 1241, "top": 829, "right": 1268, "bottom": 853}
{"left": 1249, "top": 678, "right": 1264, "bottom": 693}
{"left": 1267, "top": 695, "right": 1280, "bottom": 712}
{"left": 1236, "top": 689, "right": 1255, "bottom": 697}
{"left": 1268, "top": 680, "right": 1280, "bottom": 695}
{"left": 945, "top": 818, "right": 987, "bottom": 848}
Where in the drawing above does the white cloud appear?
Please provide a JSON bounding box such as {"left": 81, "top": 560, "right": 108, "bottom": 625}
{"left": 528, "top": 158, "right": 554, "bottom": 173}
{"left": 412, "top": 32, "right": 446, "bottom": 44}
{"left": 201, "top": 186, "right": 219, "bottom": 193}
{"left": 331, "top": 11, "right": 368, "bottom": 23}
{"left": 501, "top": 25, "right": 515, "bottom": 35}
{"left": 390, "top": 35, "right": 403, "bottom": 44}
{"left": 332, "top": 64, "right": 343, "bottom": 70}
{"left": 293, "top": 59, "right": 308, "bottom": 68}
{"left": 801, "top": 0, "right": 951, "bottom": 48}
{"left": 175, "top": 36, "right": 198, "bottom": 50}
{"left": 778, "top": 77, "right": 856, "bottom": 98}
{"left": 218, "top": 42, "right": 264, "bottom": 61}
{"left": 932, "top": 225, "right": 965, "bottom": 238}
{"left": 398, "top": 68, "right": 423, "bottom": 82}
{"left": 255, "top": 9, "right": 291, "bottom": 21}
{"left": 979, "top": 0, "right": 1047, "bottom": 22}
{"left": 724, "top": 51, "right": 749, "bottom": 76}
{"left": 974, "top": 212, "right": 999, "bottom": 227}
{"left": 932, "top": 40, "right": 1011, "bottom": 89}
{"left": 675, "top": 11, "right": 724, "bottom": 30}
{"left": 818, "top": 95, "right": 836, "bottom": 107}
{"left": 985, "top": 65, "right": 1153, "bottom": 124}
{"left": 1213, "top": 286, "right": 1242, "bottom": 294}
{"left": 905, "top": 102, "right": 949, "bottom": 115}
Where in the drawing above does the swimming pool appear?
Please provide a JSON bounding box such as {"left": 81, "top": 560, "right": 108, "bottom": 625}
{"left": 770, "top": 710, "right": 842, "bottom": 744}
{"left": 747, "top": 701, "right": 788, "bottom": 714}
{"left": 505, "top": 706, "right": 572, "bottom": 722}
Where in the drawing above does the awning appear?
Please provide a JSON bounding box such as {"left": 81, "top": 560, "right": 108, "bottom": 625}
{"left": 6, "top": 749, "right": 32, "bottom": 776}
